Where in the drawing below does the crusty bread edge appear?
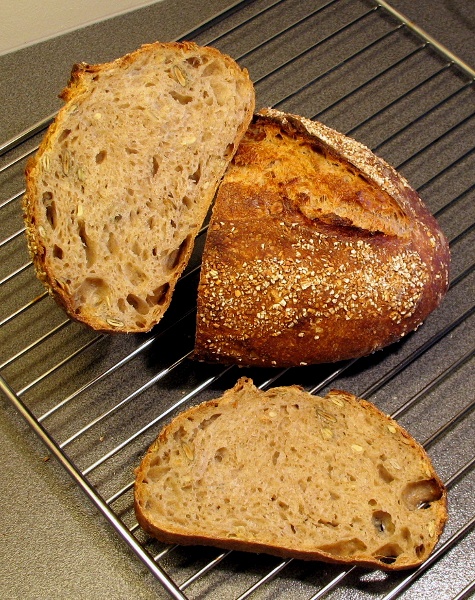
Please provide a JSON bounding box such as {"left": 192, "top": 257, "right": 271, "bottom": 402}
{"left": 258, "top": 108, "right": 446, "bottom": 246}
{"left": 134, "top": 377, "right": 447, "bottom": 570}
{"left": 23, "top": 41, "right": 255, "bottom": 333}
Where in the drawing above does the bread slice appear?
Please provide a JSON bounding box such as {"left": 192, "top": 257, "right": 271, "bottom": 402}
{"left": 194, "top": 109, "right": 450, "bottom": 366}
{"left": 23, "top": 42, "right": 255, "bottom": 332}
{"left": 134, "top": 377, "right": 447, "bottom": 570}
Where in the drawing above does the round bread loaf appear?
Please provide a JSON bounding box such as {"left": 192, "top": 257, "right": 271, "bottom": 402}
{"left": 194, "top": 109, "right": 450, "bottom": 367}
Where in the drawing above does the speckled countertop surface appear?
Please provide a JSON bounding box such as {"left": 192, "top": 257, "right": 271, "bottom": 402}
{"left": 0, "top": 1, "right": 473, "bottom": 599}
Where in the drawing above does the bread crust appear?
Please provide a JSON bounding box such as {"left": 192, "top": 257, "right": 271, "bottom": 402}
{"left": 23, "top": 41, "right": 255, "bottom": 332}
{"left": 194, "top": 110, "right": 450, "bottom": 366}
{"left": 134, "top": 377, "right": 447, "bottom": 569}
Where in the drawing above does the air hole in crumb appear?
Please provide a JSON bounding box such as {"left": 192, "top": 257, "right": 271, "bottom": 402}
{"left": 125, "top": 146, "right": 138, "bottom": 154}
{"left": 45, "top": 200, "right": 57, "bottom": 229}
{"left": 75, "top": 277, "right": 108, "bottom": 306}
{"left": 152, "top": 155, "right": 159, "bottom": 176}
{"left": 132, "top": 240, "right": 141, "bottom": 256}
{"left": 198, "top": 413, "right": 221, "bottom": 431}
{"left": 169, "top": 90, "right": 193, "bottom": 104}
{"left": 146, "top": 283, "right": 170, "bottom": 307}
{"left": 58, "top": 129, "right": 71, "bottom": 143}
{"left": 165, "top": 235, "right": 191, "bottom": 272}
{"left": 402, "top": 479, "right": 442, "bottom": 511}
{"left": 401, "top": 527, "right": 411, "bottom": 543}
{"left": 53, "top": 245, "right": 63, "bottom": 259}
{"left": 189, "top": 163, "right": 201, "bottom": 184}
{"left": 186, "top": 56, "right": 203, "bottom": 68}
{"left": 95, "top": 150, "right": 107, "bottom": 164}
{"left": 42, "top": 192, "right": 55, "bottom": 222}
{"left": 415, "top": 543, "right": 425, "bottom": 558}
{"left": 78, "top": 220, "right": 88, "bottom": 246}
{"left": 373, "top": 543, "right": 403, "bottom": 564}
{"left": 117, "top": 298, "right": 126, "bottom": 313}
{"left": 224, "top": 142, "right": 235, "bottom": 158}
{"left": 378, "top": 463, "right": 395, "bottom": 484}
{"left": 126, "top": 293, "right": 150, "bottom": 315}
{"left": 272, "top": 451, "right": 280, "bottom": 465}
{"left": 318, "top": 538, "right": 367, "bottom": 557}
{"left": 182, "top": 195, "right": 192, "bottom": 209}
{"left": 202, "top": 60, "right": 222, "bottom": 77}
{"left": 107, "top": 232, "right": 119, "bottom": 254}
{"left": 77, "top": 220, "right": 96, "bottom": 266}
{"left": 214, "top": 447, "right": 228, "bottom": 462}
{"left": 124, "top": 263, "right": 146, "bottom": 286}
{"left": 372, "top": 511, "right": 395, "bottom": 535}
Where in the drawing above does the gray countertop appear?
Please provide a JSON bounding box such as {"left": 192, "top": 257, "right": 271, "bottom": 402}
{"left": 1, "top": 1, "right": 473, "bottom": 599}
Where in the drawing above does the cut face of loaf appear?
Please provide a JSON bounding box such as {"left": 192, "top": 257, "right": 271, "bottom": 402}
{"left": 194, "top": 109, "right": 450, "bottom": 367}
{"left": 23, "top": 41, "right": 255, "bottom": 332}
{"left": 134, "top": 377, "right": 447, "bottom": 569}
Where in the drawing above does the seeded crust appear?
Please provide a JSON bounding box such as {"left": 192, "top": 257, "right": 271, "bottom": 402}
{"left": 23, "top": 41, "right": 255, "bottom": 332}
{"left": 194, "top": 109, "right": 450, "bottom": 367}
{"left": 134, "top": 377, "right": 447, "bottom": 569}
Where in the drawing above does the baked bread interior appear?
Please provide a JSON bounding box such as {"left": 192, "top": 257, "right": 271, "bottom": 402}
{"left": 134, "top": 377, "right": 447, "bottom": 569}
{"left": 23, "top": 41, "right": 255, "bottom": 332}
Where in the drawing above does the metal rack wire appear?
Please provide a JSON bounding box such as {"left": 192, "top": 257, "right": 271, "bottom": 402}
{"left": 1, "top": 0, "right": 474, "bottom": 598}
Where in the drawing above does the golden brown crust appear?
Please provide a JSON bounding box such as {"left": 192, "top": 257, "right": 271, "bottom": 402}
{"left": 134, "top": 377, "right": 447, "bottom": 569}
{"left": 194, "top": 110, "right": 450, "bottom": 366}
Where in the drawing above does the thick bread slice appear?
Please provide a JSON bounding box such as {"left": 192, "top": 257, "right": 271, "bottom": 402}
{"left": 134, "top": 377, "right": 447, "bottom": 569}
{"left": 23, "top": 42, "right": 255, "bottom": 332}
{"left": 194, "top": 109, "right": 450, "bottom": 367}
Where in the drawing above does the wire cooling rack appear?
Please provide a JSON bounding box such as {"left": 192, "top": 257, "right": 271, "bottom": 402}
{"left": 1, "top": 0, "right": 474, "bottom": 598}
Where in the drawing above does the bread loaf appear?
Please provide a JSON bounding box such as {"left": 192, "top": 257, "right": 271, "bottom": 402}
{"left": 134, "top": 377, "right": 447, "bottom": 569}
{"left": 194, "top": 109, "right": 450, "bottom": 367}
{"left": 23, "top": 42, "right": 255, "bottom": 332}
